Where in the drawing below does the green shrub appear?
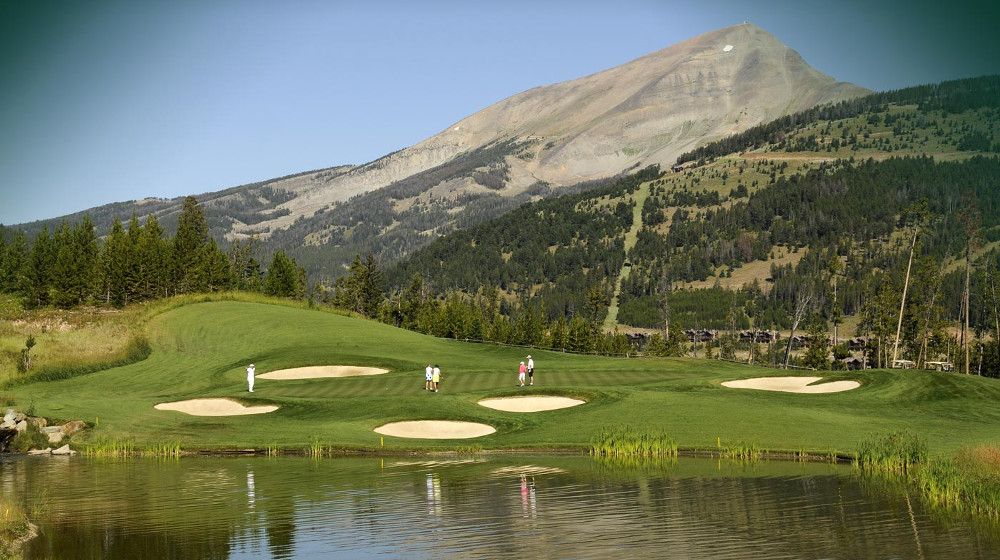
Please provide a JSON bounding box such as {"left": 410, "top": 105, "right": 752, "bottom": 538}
{"left": 9, "top": 423, "right": 50, "bottom": 453}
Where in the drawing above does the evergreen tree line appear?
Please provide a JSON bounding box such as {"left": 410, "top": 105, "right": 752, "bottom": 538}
{"left": 0, "top": 197, "right": 307, "bottom": 308}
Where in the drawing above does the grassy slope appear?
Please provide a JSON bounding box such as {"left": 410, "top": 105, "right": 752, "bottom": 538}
{"left": 8, "top": 300, "right": 1000, "bottom": 455}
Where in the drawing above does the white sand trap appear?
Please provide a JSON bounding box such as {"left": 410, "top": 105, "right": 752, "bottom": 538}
{"left": 722, "top": 376, "right": 861, "bottom": 393}
{"left": 256, "top": 365, "right": 388, "bottom": 380}
{"left": 478, "top": 396, "right": 586, "bottom": 412}
{"left": 374, "top": 421, "right": 496, "bottom": 439}
{"left": 154, "top": 398, "right": 278, "bottom": 416}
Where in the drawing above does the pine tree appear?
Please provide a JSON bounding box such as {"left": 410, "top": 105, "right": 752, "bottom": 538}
{"left": 172, "top": 196, "right": 211, "bottom": 294}
{"left": 49, "top": 217, "right": 99, "bottom": 308}
{"left": 228, "top": 235, "right": 263, "bottom": 292}
{"left": 801, "top": 316, "right": 831, "bottom": 370}
{"left": 0, "top": 230, "right": 28, "bottom": 294}
{"left": 334, "top": 254, "right": 384, "bottom": 318}
{"left": 264, "top": 250, "right": 302, "bottom": 298}
{"left": 21, "top": 226, "right": 54, "bottom": 307}
{"left": 50, "top": 220, "right": 76, "bottom": 308}
{"left": 199, "top": 238, "right": 234, "bottom": 292}
{"left": 137, "top": 214, "right": 170, "bottom": 300}
{"left": 101, "top": 216, "right": 131, "bottom": 306}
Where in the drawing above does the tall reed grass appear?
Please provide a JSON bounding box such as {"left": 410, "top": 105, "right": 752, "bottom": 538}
{"left": 590, "top": 424, "right": 678, "bottom": 458}
{"left": 84, "top": 437, "right": 181, "bottom": 458}
{"left": 853, "top": 428, "right": 928, "bottom": 475}
{"left": 918, "top": 444, "right": 1000, "bottom": 518}
{"left": 723, "top": 441, "right": 764, "bottom": 461}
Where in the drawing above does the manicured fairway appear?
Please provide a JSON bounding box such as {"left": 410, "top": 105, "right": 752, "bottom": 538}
{"left": 10, "top": 300, "right": 1000, "bottom": 455}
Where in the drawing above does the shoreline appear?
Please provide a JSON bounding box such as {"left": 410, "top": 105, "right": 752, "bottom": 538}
{"left": 3, "top": 445, "right": 854, "bottom": 464}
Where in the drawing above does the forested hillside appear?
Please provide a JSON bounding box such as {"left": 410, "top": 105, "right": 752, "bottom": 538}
{"left": 382, "top": 76, "right": 1000, "bottom": 373}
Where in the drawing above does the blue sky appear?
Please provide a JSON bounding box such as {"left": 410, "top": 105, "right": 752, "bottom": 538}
{"left": 1, "top": 0, "right": 997, "bottom": 225}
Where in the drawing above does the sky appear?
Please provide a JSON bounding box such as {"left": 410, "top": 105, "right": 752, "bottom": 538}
{"left": 1, "top": 0, "right": 997, "bottom": 226}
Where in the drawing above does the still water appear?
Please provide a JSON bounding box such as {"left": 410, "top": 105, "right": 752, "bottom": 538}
{"left": 2, "top": 454, "right": 998, "bottom": 559}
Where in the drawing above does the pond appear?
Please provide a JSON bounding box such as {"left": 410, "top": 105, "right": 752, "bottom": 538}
{"left": 2, "top": 454, "right": 998, "bottom": 559}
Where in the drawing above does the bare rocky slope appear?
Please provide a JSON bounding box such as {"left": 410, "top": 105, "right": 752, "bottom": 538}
{"left": 17, "top": 23, "right": 870, "bottom": 279}
{"left": 260, "top": 23, "right": 867, "bottom": 234}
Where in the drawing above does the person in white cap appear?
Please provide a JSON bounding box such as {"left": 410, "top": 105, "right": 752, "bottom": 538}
{"left": 526, "top": 355, "right": 534, "bottom": 386}
{"left": 247, "top": 363, "right": 256, "bottom": 392}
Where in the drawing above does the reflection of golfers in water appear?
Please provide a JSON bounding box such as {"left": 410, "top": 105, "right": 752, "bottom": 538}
{"left": 247, "top": 470, "right": 256, "bottom": 509}
{"left": 246, "top": 363, "right": 256, "bottom": 392}
{"left": 426, "top": 473, "right": 442, "bottom": 516}
{"left": 520, "top": 474, "right": 537, "bottom": 518}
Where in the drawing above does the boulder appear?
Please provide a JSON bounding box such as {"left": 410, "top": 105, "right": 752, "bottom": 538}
{"left": 28, "top": 417, "right": 47, "bottom": 429}
{"left": 15, "top": 420, "right": 27, "bottom": 433}
{"left": 27, "top": 448, "right": 51, "bottom": 455}
{"left": 52, "top": 445, "right": 75, "bottom": 456}
{"left": 61, "top": 420, "right": 86, "bottom": 436}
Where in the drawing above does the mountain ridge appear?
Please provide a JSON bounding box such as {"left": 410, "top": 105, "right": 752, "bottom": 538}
{"left": 6, "top": 23, "right": 871, "bottom": 279}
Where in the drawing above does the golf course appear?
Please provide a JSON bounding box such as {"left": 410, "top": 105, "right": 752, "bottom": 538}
{"left": 7, "top": 296, "right": 1000, "bottom": 456}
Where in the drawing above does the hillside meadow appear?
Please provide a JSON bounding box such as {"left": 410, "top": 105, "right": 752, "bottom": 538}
{"left": 3, "top": 296, "right": 997, "bottom": 457}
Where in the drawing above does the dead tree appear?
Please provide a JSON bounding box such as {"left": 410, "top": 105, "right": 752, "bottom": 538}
{"left": 783, "top": 289, "right": 813, "bottom": 369}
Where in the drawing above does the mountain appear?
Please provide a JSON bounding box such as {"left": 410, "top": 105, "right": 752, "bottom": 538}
{"left": 9, "top": 23, "right": 870, "bottom": 279}
{"left": 379, "top": 75, "right": 1000, "bottom": 374}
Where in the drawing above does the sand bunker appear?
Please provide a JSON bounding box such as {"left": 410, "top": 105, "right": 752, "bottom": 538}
{"left": 154, "top": 398, "right": 278, "bottom": 416}
{"left": 374, "top": 421, "right": 496, "bottom": 439}
{"left": 722, "top": 376, "right": 860, "bottom": 394}
{"left": 256, "top": 365, "right": 388, "bottom": 380}
{"left": 478, "top": 396, "right": 586, "bottom": 412}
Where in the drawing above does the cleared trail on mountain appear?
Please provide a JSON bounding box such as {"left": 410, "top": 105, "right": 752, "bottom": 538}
{"left": 603, "top": 182, "right": 651, "bottom": 331}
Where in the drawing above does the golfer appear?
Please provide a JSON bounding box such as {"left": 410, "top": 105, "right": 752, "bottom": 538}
{"left": 425, "top": 364, "right": 433, "bottom": 391}
{"left": 432, "top": 364, "right": 442, "bottom": 392}
{"left": 246, "top": 363, "right": 256, "bottom": 392}
{"left": 526, "top": 355, "right": 534, "bottom": 386}
{"left": 518, "top": 361, "right": 527, "bottom": 386}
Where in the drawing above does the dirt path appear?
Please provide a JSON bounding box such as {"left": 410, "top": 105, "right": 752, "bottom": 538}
{"left": 603, "top": 182, "right": 650, "bottom": 331}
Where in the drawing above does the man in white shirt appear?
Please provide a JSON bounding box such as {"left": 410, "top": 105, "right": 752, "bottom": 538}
{"left": 526, "top": 355, "right": 534, "bottom": 386}
{"left": 247, "top": 364, "right": 256, "bottom": 392}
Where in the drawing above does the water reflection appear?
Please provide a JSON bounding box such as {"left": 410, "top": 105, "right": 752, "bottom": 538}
{"left": 520, "top": 474, "right": 536, "bottom": 519}
{"left": 0, "top": 454, "right": 997, "bottom": 559}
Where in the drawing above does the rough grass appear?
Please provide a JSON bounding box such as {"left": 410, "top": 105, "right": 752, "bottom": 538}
{"left": 919, "top": 444, "right": 1000, "bottom": 518}
{"left": 6, "top": 299, "right": 1000, "bottom": 456}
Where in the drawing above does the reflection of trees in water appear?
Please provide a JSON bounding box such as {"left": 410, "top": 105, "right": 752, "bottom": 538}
{"left": 9, "top": 456, "right": 1000, "bottom": 559}
{"left": 13, "top": 458, "right": 306, "bottom": 560}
